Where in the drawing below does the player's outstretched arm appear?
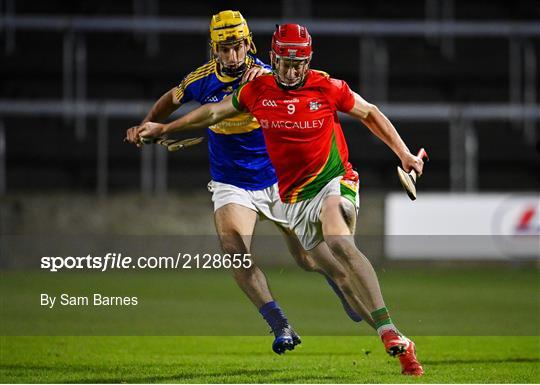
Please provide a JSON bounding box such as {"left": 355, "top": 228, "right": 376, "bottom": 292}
{"left": 126, "top": 95, "right": 240, "bottom": 144}
{"left": 125, "top": 88, "right": 180, "bottom": 145}
{"left": 167, "top": 94, "right": 239, "bottom": 133}
{"left": 347, "top": 92, "right": 424, "bottom": 176}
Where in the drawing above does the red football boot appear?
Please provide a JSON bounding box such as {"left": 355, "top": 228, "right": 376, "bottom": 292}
{"left": 398, "top": 338, "right": 424, "bottom": 376}
{"left": 381, "top": 329, "right": 408, "bottom": 356}
{"left": 381, "top": 330, "right": 424, "bottom": 376}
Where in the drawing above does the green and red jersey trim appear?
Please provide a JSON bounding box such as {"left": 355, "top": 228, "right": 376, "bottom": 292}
{"left": 284, "top": 133, "right": 347, "bottom": 203}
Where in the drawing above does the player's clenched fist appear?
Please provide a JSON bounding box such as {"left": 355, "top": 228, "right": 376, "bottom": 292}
{"left": 399, "top": 151, "right": 424, "bottom": 177}
{"left": 125, "top": 122, "right": 165, "bottom": 146}
{"left": 125, "top": 125, "right": 142, "bottom": 146}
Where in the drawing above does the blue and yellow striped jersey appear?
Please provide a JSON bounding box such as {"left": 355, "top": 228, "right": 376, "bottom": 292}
{"left": 173, "top": 55, "right": 277, "bottom": 190}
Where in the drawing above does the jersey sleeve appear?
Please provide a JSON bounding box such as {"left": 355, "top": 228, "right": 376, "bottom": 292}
{"left": 329, "top": 78, "right": 355, "bottom": 113}
{"left": 172, "top": 76, "right": 195, "bottom": 104}
{"left": 231, "top": 81, "right": 253, "bottom": 112}
{"left": 252, "top": 56, "right": 272, "bottom": 72}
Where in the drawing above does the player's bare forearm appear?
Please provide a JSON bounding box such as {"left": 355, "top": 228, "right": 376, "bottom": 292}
{"left": 347, "top": 93, "right": 410, "bottom": 157}
{"left": 162, "top": 95, "right": 240, "bottom": 135}
{"left": 362, "top": 106, "right": 410, "bottom": 158}
{"left": 347, "top": 92, "right": 423, "bottom": 174}
{"left": 127, "top": 95, "right": 241, "bottom": 145}
{"left": 142, "top": 88, "right": 180, "bottom": 123}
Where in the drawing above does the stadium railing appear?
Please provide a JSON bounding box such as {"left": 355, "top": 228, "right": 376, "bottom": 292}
{"left": 0, "top": 100, "right": 538, "bottom": 195}
{"left": 0, "top": 16, "right": 538, "bottom": 194}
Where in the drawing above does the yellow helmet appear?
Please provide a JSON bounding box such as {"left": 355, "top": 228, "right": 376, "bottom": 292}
{"left": 209, "top": 10, "right": 256, "bottom": 54}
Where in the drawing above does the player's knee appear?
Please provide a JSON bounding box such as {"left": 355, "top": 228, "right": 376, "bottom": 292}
{"left": 219, "top": 234, "right": 248, "bottom": 255}
{"left": 292, "top": 251, "right": 317, "bottom": 272}
{"left": 325, "top": 235, "right": 356, "bottom": 260}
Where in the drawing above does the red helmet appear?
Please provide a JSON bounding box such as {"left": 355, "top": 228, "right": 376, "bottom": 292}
{"left": 271, "top": 24, "right": 312, "bottom": 60}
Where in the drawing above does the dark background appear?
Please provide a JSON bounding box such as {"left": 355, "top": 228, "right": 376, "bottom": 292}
{"left": 1, "top": 0, "right": 539, "bottom": 194}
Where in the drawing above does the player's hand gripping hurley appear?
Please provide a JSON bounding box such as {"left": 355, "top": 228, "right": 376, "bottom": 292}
{"left": 397, "top": 148, "right": 429, "bottom": 200}
{"left": 139, "top": 136, "right": 204, "bottom": 152}
{"left": 124, "top": 121, "right": 204, "bottom": 152}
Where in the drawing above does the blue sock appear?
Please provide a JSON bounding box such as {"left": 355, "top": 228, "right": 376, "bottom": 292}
{"left": 259, "top": 301, "right": 288, "bottom": 332}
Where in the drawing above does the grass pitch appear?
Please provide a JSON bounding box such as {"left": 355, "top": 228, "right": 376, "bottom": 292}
{"left": 1, "top": 336, "right": 539, "bottom": 383}
{"left": 1, "top": 267, "right": 539, "bottom": 383}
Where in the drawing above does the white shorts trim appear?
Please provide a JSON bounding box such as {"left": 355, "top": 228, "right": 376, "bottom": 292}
{"left": 283, "top": 175, "right": 360, "bottom": 250}
{"left": 208, "top": 181, "right": 289, "bottom": 225}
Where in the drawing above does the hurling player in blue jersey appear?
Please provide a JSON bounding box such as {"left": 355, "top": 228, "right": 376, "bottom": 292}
{"left": 127, "top": 10, "right": 367, "bottom": 354}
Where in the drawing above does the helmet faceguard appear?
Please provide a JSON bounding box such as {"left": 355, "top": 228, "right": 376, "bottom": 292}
{"left": 271, "top": 24, "right": 312, "bottom": 90}
{"left": 214, "top": 40, "right": 249, "bottom": 77}
{"left": 210, "top": 10, "right": 257, "bottom": 77}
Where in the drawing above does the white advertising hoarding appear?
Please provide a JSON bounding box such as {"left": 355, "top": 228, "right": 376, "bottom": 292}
{"left": 384, "top": 193, "right": 540, "bottom": 260}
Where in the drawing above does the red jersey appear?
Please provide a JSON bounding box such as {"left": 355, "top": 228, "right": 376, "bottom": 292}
{"left": 232, "top": 70, "right": 356, "bottom": 203}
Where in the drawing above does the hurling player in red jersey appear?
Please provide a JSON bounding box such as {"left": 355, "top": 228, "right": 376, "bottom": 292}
{"left": 132, "top": 24, "right": 425, "bottom": 376}
{"left": 127, "top": 13, "right": 371, "bottom": 356}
